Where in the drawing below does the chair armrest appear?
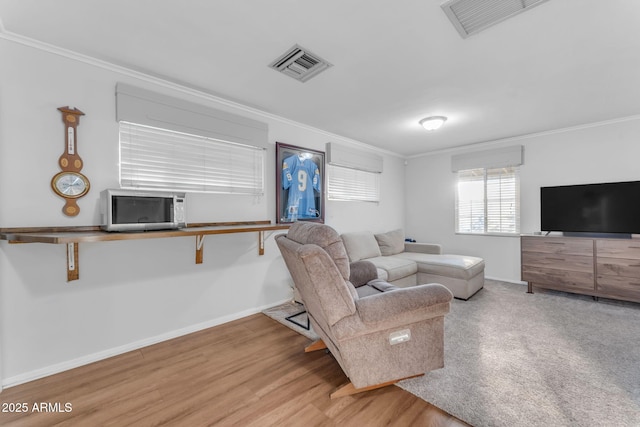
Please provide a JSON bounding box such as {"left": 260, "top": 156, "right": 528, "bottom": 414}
{"left": 404, "top": 242, "right": 442, "bottom": 255}
{"left": 349, "top": 260, "right": 378, "bottom": 287}
{"left": 355, "top": 284, "right": 452, "bottom": 324}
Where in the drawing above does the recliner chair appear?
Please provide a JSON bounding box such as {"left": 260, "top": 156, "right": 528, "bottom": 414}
{"left": 275, "top": 222, "right": 453, "bottom": 398}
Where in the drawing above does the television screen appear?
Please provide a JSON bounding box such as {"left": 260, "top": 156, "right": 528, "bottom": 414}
{"left": 541, "top": 181, "right": 640, "bottom": 235}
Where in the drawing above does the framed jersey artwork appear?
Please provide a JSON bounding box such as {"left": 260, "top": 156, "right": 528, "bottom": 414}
{"left": 276, "top": 142, "right": 325, "bottom": 224}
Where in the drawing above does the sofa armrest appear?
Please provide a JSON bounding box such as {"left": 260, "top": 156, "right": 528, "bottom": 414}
{"left": 355, "top": 284, "right": 452, "bottom": 324}
{"left": 349, "top": 260, "right": 378, "bottom": 287}
{"left": 404, "top": 242, "right": 442, "bottom": 255}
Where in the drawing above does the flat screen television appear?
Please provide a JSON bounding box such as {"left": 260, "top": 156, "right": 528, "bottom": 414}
{"left": 541, "top": 180, "right": 640, "bottom": 236}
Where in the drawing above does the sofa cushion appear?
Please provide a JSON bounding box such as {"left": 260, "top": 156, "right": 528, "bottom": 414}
{"left": 374, "top": 229, "right": 405, "bottom": 256}
{"left": 368, "top": 279, "right": 398, "bottom": 293}
{"left": 354, "top": 278, "right": 397, "bottom": 298}
{"left": 393, "top": 252, "right": 485, "bottom": 280}
{"left": 355, "top": 285, "right": 381, "bottom": 298}
{"left": 341, "top": 232, "right": 381, "bottom": 262}
{"left": 366, "top": 256, "right": 418, "bottom": 282}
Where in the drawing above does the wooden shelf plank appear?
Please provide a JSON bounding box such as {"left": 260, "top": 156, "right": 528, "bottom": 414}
{"left": 0, "top": 222, "right": 290, "bottom": 244}
{"left": 0, "top": 221, "right": 291, "bottom": 281}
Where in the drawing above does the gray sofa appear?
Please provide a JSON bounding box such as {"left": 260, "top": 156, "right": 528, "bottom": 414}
{"left": 341, "top": 229, "right": 485, "bottom": 300}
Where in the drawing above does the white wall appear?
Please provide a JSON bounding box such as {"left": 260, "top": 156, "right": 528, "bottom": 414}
{"left": 405, "top": 117, "right": 640, "bottom": 282}
{"left": 0, "top": 38, "right": 405, "bottom": 387}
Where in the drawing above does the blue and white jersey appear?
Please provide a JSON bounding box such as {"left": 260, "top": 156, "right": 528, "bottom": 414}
{"left": 282, "top": 154, "right": 321, "bottom": 220}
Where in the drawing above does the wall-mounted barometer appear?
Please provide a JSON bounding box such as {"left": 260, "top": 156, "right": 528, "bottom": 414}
{"left": 51, "top": 106, "right": 90, "bottom": 216}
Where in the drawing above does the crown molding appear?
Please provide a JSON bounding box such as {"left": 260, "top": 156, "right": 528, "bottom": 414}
{"left": 408, "top": 114, "right": 640, "bottom": 159}
{"left": 0, "top": 29, "right": 401, "bottom": 159}
{"left": 6, "top": 28, "right": 635, "bottom": 162}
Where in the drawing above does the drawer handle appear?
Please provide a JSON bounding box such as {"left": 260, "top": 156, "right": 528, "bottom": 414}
{"left": 544, "top": 242, "right": 565, "bottom": 245}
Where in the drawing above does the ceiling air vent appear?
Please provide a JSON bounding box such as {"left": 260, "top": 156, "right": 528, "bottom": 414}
{"left": 441, "top": 0, "right": 550, "bottom": 39}
{"left": 269, "top": 44, "right": 333, "bottom": 82}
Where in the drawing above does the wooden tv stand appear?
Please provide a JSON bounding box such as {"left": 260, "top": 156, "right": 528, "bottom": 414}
{"left": 521, "top": 234, "right": 640, "bottom": 303}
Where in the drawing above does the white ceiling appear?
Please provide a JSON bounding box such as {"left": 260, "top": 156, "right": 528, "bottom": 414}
{"left": 1, "top": 0, "right": 640, "bottom": 156}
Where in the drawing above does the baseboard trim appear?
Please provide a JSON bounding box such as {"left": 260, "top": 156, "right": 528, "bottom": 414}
{"left": 1, "top": 298, "right": 291, "bottom": 390}
{"left": 484, "top": 276, "right": 527, "bottom": 286}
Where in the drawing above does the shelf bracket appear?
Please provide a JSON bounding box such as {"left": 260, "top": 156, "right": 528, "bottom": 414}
{"left": 259, "top": 231, "right": 265, "bottom": 256}
{"left": 195, "top": 234, "right": 205, "bottom": 264}
{"left": 66, "top": 242, "right": 79, "bottom": 281}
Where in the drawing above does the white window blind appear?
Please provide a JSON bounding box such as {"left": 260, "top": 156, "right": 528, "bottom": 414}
{"left": 451, "top": 145, "right": 523, "bottom": 172}
{"left": 326, "top": 142, "right": 383, "bottom": 173}
{"left": 116, "top": 83, "right": 268, "bottom": 149}
{"left": 327, "top": 165, "right": 380, "bottom": 202}
{"left": 119, "top": 122, "right": 265, "bottom": 195}
{"left": 456, "top": 166, "right": 520, "bottom": 234}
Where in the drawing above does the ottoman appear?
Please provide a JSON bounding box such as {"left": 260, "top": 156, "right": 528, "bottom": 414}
{"left": 395, "top": 252, "right": 485, "bottom": 300}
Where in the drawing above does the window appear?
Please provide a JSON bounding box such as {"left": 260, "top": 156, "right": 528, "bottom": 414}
{"left": 115, "top": 83, "right": 268, "bottom": 195}
{"left": 456, "top": 166, "right": 520, "bottom": 234}
{"left": 325, "top": 142, "right": 383, "bottom": 202}
{"left": 327, "top": 164, "right": 380, "bottom": 202}
{"left": 119, "top": 122, "right": 265, "bottom": 195}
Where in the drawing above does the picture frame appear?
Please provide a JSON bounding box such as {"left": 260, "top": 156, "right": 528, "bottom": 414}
{"left": 276, "top": 142, "right": 325, "bottom": 224}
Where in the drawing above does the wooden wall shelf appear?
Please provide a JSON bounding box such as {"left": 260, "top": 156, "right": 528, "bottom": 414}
{"left": 0, "top": 221, "right": 290, "bottom": 282}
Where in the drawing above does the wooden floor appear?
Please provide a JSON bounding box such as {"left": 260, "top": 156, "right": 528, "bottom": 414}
{"left": 0, "top": 314, "right": 469, "bottom": 427}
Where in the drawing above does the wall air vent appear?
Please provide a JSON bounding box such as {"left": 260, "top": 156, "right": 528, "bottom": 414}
{"left": 441, "top": 0, "right": 550, "bottom": 39}
{"left": 269, "top": 44, "right": 333, "bottom": 82}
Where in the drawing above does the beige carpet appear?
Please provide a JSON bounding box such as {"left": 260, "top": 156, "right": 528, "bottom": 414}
{"left": 398, "top": 280, "right": 640, "bottom": 427}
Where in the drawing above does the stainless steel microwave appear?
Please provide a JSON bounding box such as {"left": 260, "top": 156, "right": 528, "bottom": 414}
{"left": 100, "top": 189, "right": 186, "bottom": 232}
